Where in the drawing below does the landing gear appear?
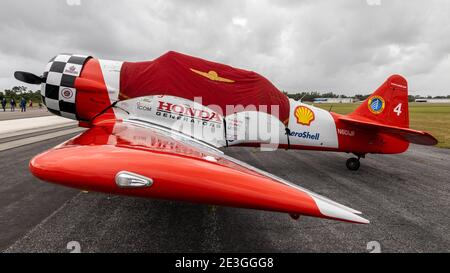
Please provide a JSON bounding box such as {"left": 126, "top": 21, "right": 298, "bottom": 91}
{"left": 289, "top": 213, "right": 300, "bottom": 220}
{"left": 346, "top": 157, "right": 360, "bottom": 171}
{"left": 346, "top": 153, "right": 365, "bottom": 171}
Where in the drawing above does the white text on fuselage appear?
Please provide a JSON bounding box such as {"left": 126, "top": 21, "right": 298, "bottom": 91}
{"left": 337, "top": 129, "right": 355, "bottom": 137}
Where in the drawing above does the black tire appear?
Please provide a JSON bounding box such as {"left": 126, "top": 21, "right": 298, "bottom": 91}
{"left": 290, "top": 213, "right": 300, "bottom": 220}
{"left": 346, "top": 158, "right": 360, "bottom": 171}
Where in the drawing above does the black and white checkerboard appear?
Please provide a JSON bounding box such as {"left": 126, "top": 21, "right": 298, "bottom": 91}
{"left": 41, "top": 54, "right": 91, "bottom": 119}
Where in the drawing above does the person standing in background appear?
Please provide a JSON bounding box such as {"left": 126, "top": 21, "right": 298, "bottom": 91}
{"left": 1, "top": 97, "right": 6, "bottom": 112}
{"left": 20, "top": 97, "right": 27, "bottom": 112}
{"left": 10, "top": 98, "right": 16, "bottom": 112}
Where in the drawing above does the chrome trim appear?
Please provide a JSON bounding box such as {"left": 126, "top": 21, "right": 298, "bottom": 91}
{"left": 115, "top": 171, "right": 153, "bottom": 188}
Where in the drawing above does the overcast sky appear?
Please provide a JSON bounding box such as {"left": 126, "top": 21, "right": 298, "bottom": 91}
{"left": 1, "top": 0, "right": 449, "bottom": 96}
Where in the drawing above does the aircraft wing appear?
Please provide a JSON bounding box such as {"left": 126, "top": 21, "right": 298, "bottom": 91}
{"left": 338, "top": 115, "right": 438, "bottom": 146}
{"left": 30, "top": 119, "right": 369, "bottom": 224}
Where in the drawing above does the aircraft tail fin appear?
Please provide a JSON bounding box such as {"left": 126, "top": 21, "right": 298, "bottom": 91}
{"left": 350, "top": 75, "right": 409, "bottom": 128}
{"left": 341, "top": 75, "right": 438, "bottom": 146}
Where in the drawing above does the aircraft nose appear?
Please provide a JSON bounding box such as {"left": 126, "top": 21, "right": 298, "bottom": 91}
{"left": 40, "top": 54, "right": 91, "bottom": 120}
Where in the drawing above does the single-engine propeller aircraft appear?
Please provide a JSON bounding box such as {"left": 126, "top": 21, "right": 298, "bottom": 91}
{"left": 14, "top": 51, "right": 437, "bottom": 224}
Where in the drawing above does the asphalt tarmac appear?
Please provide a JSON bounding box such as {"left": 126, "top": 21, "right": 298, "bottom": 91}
{"left": 0, "top": 109, "right": 51, "bottom": 121}
{"left": 0, "top": 134, "right": 449, "bottom": 253}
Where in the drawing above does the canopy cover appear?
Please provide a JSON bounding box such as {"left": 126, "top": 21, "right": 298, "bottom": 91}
{"left": 120, "top": 51, "right": 290, "bottom": 123}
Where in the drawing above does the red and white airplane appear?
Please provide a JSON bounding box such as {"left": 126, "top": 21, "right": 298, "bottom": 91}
{"left": 14, "top": 51, "right": 437, "bottom": 225}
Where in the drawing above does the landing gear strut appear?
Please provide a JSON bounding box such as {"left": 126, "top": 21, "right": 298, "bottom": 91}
{"left": 346, "top": 154, "right": 364, "bottom": 171}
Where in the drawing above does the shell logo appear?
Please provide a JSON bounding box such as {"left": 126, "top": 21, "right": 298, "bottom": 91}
{"left": 294, "top": 106, "right": 315, "bottom": 126}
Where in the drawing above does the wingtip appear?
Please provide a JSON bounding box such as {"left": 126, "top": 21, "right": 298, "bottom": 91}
{"left": 348, "top": 215, "right": 370, "bottom": 225}
{"left": 312, "top": 196, "right": 370, "bottom": 224}
{"left": 309, "top": 193, "right": 363, "bottom": 215}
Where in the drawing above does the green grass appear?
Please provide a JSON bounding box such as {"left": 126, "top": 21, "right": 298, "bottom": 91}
{"left": 311, "top": 103, "right": 450, "bottom": 149}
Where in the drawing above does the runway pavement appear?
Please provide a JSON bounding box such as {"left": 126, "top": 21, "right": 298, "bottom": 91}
{"left": 0, "top": 116, "right": 82, "bottom": 152}
{"left": 0, "top": 108, "right": 51, "bottom": 121}
{"left": 0, "top": 129, "right": 448, "bottom": 253}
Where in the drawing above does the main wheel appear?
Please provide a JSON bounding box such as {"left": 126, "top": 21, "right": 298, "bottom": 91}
{"left": 346, "top": 158, "right": 360, "bottom": 171}
{"left": 289, "top": 213, "right": 300, "bottom": 220}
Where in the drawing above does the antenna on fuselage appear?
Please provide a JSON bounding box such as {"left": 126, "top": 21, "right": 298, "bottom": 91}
{"left": 299, "top": 94, "right": 306, "bottom": 103}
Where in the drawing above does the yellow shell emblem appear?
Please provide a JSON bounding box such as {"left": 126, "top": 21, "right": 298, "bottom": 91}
{"left": 294, "top": 106, "right": 315, "bottom": 126}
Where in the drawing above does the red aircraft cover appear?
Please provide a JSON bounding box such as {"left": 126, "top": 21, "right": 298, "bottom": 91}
{"left": 120, "top": 51, "right": 290, "bottom": 123}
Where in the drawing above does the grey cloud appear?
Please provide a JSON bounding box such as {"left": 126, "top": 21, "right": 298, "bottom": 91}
{"left": 0, "top": 0, "right": 449, "bottom": 95}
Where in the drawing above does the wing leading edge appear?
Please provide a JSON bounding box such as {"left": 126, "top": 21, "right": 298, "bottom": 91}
{"left": 30, "top": 119, "right": 369, "bottom": 224}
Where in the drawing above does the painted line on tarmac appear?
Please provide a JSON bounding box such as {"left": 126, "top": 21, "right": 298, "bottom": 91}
{"left": 0, "top": 127, "right": 85, "bottom": 152}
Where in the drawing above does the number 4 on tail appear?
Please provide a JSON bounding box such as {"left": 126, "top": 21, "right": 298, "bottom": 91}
{"left": 394, "top": 103, "right": 402, "bottom": 116}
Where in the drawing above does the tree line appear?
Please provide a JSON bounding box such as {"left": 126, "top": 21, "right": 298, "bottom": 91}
{"left": 283, "top": 91, "right": 450, "bottom": 102}
{"left": 0, "top": 86, "right": 42, "bottom": 103}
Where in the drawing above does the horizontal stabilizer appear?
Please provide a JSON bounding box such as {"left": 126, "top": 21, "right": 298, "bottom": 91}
{"left": 339, "top": 115, "right": 438, "bottom": 146}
